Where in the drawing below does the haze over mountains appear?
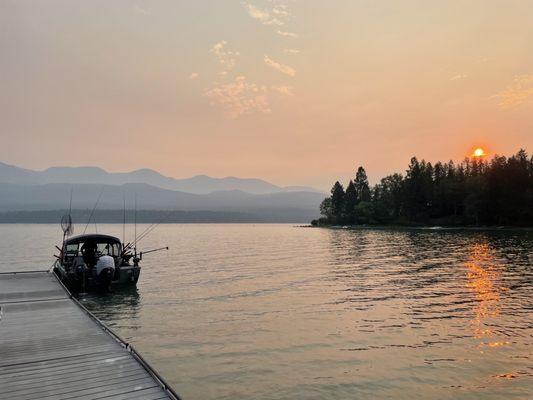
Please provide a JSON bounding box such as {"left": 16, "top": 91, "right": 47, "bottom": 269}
{"left": 0, "top": 162, "right": 319, "bottom": 194}
{"left": 0, "top": 162, "right": 325, "bottom": 222}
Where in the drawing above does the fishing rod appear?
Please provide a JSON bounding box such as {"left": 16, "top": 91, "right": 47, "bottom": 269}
{"left": 134, "top": 194, "right": 137, "bottom": 260}
{"left": 133, "top": 209, "right": 169, "bottom": 243}
{"left": 69, "top": 187, "right": 73, "bottom": 216}
{"left": 55, "top": 187, "right": 74, "bottom": 273}
{"left": 137, "top": 246, "right": 169, "bottom": 261}
{"left": 83, "top": 187, "right": 105, "bottom": 234}
{"left": 121, "top": 219, "right": 167, "bottom": 257}
{"left": 120, "top": 195, "right": 172, "bottom": 265}
{"left": 121, "top": 214, "right": 172, "bottom": 264}
{"left": 133, "top": 209, "right": 175, "bottom": 247}
{"left": 122, "top": 193, "right": 126, "bottom": 246}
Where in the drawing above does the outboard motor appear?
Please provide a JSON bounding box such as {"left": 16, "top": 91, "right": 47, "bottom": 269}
{"left": 95, "top": 255, "right": 116, "bottom": 291}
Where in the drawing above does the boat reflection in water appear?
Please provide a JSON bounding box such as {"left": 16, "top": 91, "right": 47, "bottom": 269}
{"left": 81, "top": 286, "right": 142, "bottom": 332}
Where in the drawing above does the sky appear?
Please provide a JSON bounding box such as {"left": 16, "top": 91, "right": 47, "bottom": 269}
{"left": 1, "top": 0, "right": 532, "bottom": 190}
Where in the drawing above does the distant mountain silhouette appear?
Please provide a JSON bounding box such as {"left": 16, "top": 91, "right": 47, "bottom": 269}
{"left": 0, "top": 182, "right": 325, "bottom": 222}
{"left": 0, "top": 162, "right": 321, "bottom": 195}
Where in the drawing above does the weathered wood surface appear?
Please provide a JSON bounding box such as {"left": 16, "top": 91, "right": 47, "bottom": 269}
{"left": 0, "top": 272, "right": 178, "bottom": 400}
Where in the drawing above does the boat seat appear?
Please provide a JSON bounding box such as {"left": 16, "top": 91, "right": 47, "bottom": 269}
{"left": 71, "top": 256, "right": 85, "bottom": 269}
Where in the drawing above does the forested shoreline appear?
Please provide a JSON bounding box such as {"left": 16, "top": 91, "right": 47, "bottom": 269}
{"left": 312, "top": 150, "right": 533, "bottom": 227}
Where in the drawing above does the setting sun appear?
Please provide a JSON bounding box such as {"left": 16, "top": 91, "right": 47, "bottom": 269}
{"left": 472, "top": 147, "right": 487, "bottom": 158}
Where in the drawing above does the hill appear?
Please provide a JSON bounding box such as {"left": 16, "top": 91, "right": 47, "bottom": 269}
{"left": 0, "top": 182, "right": 325, "bottom": 223}
{"left": 0, "top": 162, "right": 321, "bottom": 195}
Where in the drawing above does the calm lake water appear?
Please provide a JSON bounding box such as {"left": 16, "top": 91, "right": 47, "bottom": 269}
{"left": 0, "top": 224, "right": 531, "bottom": 399}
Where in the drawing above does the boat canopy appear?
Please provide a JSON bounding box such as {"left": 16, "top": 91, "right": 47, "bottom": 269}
{"left": 65, "top": 234, "right": 121, "bottom": 246}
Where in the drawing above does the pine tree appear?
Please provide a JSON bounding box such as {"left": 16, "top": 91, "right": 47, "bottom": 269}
{"left": 354, "top": 166, "right": 371, "bottom": 203}
{"left": 344, "top": 180, "right": 357, "bottom": 223}
{"left": 330, "top": 181, "right": 346, "bottom": 221}
{"left": 316, "top": 150, "right": 533, "bottom": 227}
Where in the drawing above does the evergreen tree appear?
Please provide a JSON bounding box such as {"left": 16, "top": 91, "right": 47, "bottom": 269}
{"left": 373, "top": 173, "right": 403, "bottom": 222}
{"left": 354, "top": 167, "right": 371, "bottom": 203}
{"left": 319, "top": 197, "right": 333, "bottom": 219}
{"left": 344, "top": 180, "right": 357, "bottom": 223}
{"left": 330, "top": 181, "right": 346, "bottom": 222}
{"left": 313, "top": 149, "right": 532, "bottom": 227}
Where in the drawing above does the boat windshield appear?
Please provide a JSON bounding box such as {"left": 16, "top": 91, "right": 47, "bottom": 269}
{"left": 64, "top": 241, "right": 121, "bottom": 258}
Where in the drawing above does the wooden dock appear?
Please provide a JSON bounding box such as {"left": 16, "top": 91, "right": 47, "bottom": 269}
{"left": 0, "top": 271, "right": 180, "bottom": 400}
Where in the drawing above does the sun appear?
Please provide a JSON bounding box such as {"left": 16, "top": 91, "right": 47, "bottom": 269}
{"left": 472, "top": 147, "right": 486, "bottom": 158}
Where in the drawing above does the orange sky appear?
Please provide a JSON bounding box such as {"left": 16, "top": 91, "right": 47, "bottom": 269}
{"left": 1, "top": 1, "right": 532, "bottom": 189}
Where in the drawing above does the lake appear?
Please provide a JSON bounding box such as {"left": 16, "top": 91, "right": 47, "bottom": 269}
{"left": 0, "top": 224, "right": 531, "bottom": 399}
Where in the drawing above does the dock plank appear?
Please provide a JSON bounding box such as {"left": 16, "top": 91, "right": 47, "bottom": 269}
{"left": 0, "top": 272, "right": 179, "bottom": 400}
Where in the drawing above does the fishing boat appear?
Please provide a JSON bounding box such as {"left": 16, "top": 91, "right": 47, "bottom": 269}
{"left": 52, "top": 202, "right": 168, "bottom": 293}
{"left": 53, "top": 232, "right": 141, "bottom": 293}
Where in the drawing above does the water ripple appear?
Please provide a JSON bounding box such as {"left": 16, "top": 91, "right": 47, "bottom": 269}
{"left": 0, "top": 224, "right": 531, "bottom": 399}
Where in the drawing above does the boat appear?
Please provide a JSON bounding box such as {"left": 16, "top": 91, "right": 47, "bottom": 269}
{"left": 51, "top": 190, "right": 168, "bottom": 293}
{"left": 53, "top": 233, "right": 141, "bottom": 293}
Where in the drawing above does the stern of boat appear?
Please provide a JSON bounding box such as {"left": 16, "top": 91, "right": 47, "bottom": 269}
{"left": 113, "top": 265, "right": 141, "bottom": 286}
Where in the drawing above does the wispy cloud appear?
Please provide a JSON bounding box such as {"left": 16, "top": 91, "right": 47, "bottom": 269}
{"left": 497, "top": 75, "right": 533, "bottom": 108}
{"left": 210, "top": 41, "right": 239, "bottom": 71}
{"left": 133, "top": 4, "right": 151, "bottom": 15}
{"left": 271, "top": 85, "right": 294, "bottom": 96}
{"left": 264, "top": 55, "right": 296, "bottom": 76}
{"left": 242, "top": 1, "right": 293, "bottom": 27}
{"left": 204, "top": 76, "right": 271, "bottom": 118}
{"left": 272, "top": 4, "right": 289, "bottom": 18}
{"left": 242, "top": 1, "right": 300, "bottom": 40}
{"left": 203, "top": 38, "right": 295, "bottom": 118}
{"left": 277, "top": 30, "right": 298, "bottom": 38}
{"left": 189, "top": 72, "right": 199, "bottom": 80}
{"left": 284, "top": 48, "right": 300, "bottom": 54}
{"left": 450, "top": 74, "right": 467, "bottom": 81}
{"left": 243, "top": 2, "right": 284, "bottom": 26}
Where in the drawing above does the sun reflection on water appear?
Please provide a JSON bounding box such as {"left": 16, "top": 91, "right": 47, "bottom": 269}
{"left": 464, "top": 243, "right": 504, "bottom": 344}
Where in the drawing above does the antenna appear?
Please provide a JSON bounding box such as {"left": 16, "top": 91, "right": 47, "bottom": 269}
{"left": 83, "top": 187, "right": 104, "bottom": 235}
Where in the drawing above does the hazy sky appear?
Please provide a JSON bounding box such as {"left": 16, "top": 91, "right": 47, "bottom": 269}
{"left": 1, "top": 0, "right": 532, "bottom": 189}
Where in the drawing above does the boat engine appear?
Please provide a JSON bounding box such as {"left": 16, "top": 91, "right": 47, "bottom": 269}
{"left": 95, "top": 255, "right": 115, "bottom": 290}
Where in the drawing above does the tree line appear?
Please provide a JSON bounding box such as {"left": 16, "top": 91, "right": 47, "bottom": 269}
{"left": 313, "top": 149, "right": 533, "bottom": 227}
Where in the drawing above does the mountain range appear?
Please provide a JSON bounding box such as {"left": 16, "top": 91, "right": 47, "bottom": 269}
{"left": 0, "top": 162, "right": 319, "bottom": 194}
{"left": 0, "top": 162, "right": 326, "bottom": 222}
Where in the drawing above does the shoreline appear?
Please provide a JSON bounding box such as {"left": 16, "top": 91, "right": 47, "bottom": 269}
{"left": 304, "top": 224, "right": 533, "bottom": 231}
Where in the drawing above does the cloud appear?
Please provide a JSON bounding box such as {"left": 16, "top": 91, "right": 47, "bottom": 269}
{"left": 497, "top": 75, "right": 533, "bottom": 108}
{"left": 242, "top": 1, "right": 290, "bottom": 26}
{"left": 210, "top": 41, "right": 239, "bottom": 71}
{"left": 243, "top": 3, "right": 283, "bottom": 25}
{"left": 264, "top": 55, "right": 296, "bottom": 76}
{"left": 284, "top": 48, "right": 300, "bottom": 54}
{"left": 203, "top": 40, "right": 294, "bottom": 118}
{"left": 271, "top": 85, "right": 294, "bottom": 96}
{"left": 242, "top": 2, "right": 299, "bottom": 41}
{"left": 276, "top": 30, "right": 298, "bottom": 38}
{"left": 272, "top": 4, "right": 289, "bottom": 18}
{"left": 189, "top": 72, "right": 199, "bottom": 80}
{"left": 204, "top": 76, "right": 271, "bottom": 118}
{"left": 450, "top": 74, "right": 467, "bottom": 81}
{"left": 133, "top": 5, "right": 151, "bottom": 15}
